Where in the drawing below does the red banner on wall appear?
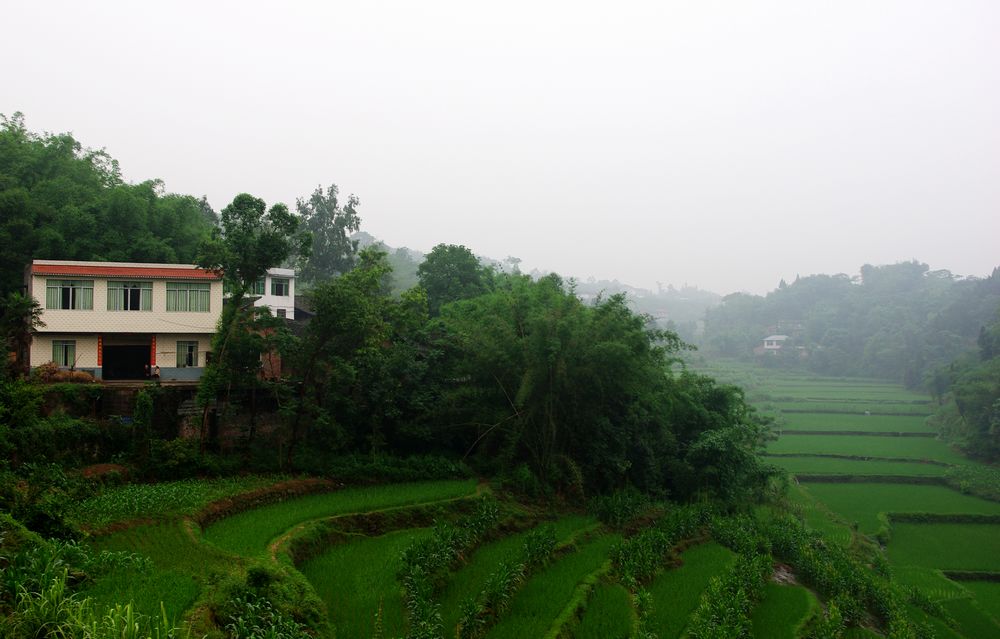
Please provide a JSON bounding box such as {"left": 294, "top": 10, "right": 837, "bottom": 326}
{"left": 97, "top": 335, "right": 102, "bottom": 366}
{"left": 150, "top": 335, "right": 156, "bottom": 366}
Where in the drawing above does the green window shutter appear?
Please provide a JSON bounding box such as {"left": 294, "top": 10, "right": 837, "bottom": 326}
{"left": 176, "top": 343, "right": 184, "bottom": 367}
{"left": 67, "top": 342, "right": 75, "bottom": 365}
{"left": 141, "top": 287, "right": 152, "bottom": 311}
{"left": 52, "top": 341, "right": 60, "bottom": 364}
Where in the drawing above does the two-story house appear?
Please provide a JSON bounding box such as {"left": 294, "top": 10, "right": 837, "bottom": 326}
{"left": 250, "top": 267, "right": 296, "bottom": 319}
{"left": 26, "top": 260, "right": 223, "bottom": 381}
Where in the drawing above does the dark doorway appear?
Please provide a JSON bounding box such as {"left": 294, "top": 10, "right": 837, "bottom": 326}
{"left": 103, "top": 345, "right": 149, "bottom": 380}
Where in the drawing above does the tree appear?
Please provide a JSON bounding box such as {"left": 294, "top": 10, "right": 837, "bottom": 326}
{"left": 296, "top": 184, "right": 361, "bottom": 285}
{"left": 0, "top": 293, "right": 44, "bottom": 377}
{"left": 197, "top": 193, "right": 310, "bottom": 297}
{"left": 417, "top": 244, "right": 490, "bottom": 316}
{"left": 195, "top": 193, "right": 309, "bottom": 451}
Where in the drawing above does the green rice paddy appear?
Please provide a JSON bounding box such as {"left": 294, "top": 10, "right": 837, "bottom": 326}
{"left": 770, "top": 455, "right": 949, "bottom": 477}
{"left": 778, "top": 412, "right": 933, "bottom": 433}
{"left": 485, "top": 534, "right": 621, "bottom": 639}
{"left": 572, "top": 582, "right": 634, "bottom": 639}
{"left": 961, "top": 582, "right": 1000, "bottom": 623}
{"left": 298, "top": 527, "right": 433, "bottom": 639}
{"left": 888, "top": 523, "right": 1000, "bottom": 571}
{"left": 437, "top": 515, "right": 596, "bottom": 634}
{"left": 750, "top": 583, "right": 818, "bottom": 639}
{"left": 767, "top": 434, "right": 966, "bottom": 464}
{"left": 203, "top": 478, "right": 478, "bottom": 556}
{"left": 941, "top": 597, "right": 1000, "bottom": 638}
{"left": 799, "top": 483, "right": 1000, "bottom": 534}
{"left": 646, "top": 541, "right": 736, "bottom": 638}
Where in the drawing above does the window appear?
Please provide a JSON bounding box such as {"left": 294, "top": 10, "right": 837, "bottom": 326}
{"left": 45, "top": 280, "right": 93, "bottom": 310}
{"left": 253, "top": 278, "right": 266, "bottom": 295}
{"left": 107, "top": 281, "right": 152, "bottom": 311}
{"left": 177, "top": 341, "right": 198, "bottom": 367}
{"left": 52, "top": 340, "right": 76, "bottom": 366}
{"left": 271, "top": 278, "right": 289, "bottom": 296}
{"left": 276, "top": 308, "right": 286, "bottom": 318}
{"left": 166, "top": 282, "right": 211, "bottom": 312}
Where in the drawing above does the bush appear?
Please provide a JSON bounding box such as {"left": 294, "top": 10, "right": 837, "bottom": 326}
{"left": 326, "top": 453, "right": 474, "bottom": 483}
{"left": 588, "top": 487, "right": 650, "bottom": 529}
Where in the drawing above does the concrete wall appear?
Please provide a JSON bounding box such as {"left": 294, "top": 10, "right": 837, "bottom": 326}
{"left": 30, "top": 334, "right": 100, "bottom": 368}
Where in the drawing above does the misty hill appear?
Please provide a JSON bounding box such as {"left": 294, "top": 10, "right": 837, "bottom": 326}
{"left": 702, "top": 261, "right": 1000, "bottom": 387}
{"left": 352, "top": 231, "right": 721, "bottom": 340}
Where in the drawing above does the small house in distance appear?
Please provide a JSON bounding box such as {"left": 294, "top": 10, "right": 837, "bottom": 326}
{"left": 25, "top": 260, "right": 223, "bottom": 381}
{"left": 250, "top": 268, "right": 296, "bottom": 319}
{"left": 754, "top": 334, "right": 789, "bottom": 356}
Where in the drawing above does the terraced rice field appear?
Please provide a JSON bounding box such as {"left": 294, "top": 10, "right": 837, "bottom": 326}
{"left": 299, "top": 528, "right": 434, "bottom": 639}
{"left": 572, "top": 583, "right": 634, "bottom": 639}
{"left": 767, "top": 434, "right": 966, "bottom": 464}
{"left": 485, "top": 534, "right": 621, "bottom": 639}
{"left": 750, "top": 583, "right": 818, "bottom": 639}
{"left": 798, "top": 484, "right": 1000, "bottom": 534}
{"left": 706, "top": 360, "right": 1000, "bottom": 633}
{"left": 888, "top": 523, "right": 1000, "bottom": 571}
{"left": 779, "top": 412, "right": 933, "bottom": 433}
{"left": 645, "top": 541, "right": 736, "bottom": 638}
{"left": 769, "top": 456, "right": 949, "bottom": 476}
{"left": 203, "top": 478, "right": 478, "bottom": 556}
{"left": 437, "top": 516, "right": 596, "bottom": 634}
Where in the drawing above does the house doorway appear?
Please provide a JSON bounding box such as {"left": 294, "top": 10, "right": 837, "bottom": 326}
{"left": 102, "top": 335, "right": 153, "bottom": 380}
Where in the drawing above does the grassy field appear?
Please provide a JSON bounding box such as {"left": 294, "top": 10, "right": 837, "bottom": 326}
{"left": 299, "top": 528, "right": 433, "bottom": 639}
{"left": 941, "top": 597, "right": 1000, "bottom": 637}
{"left": 646, "top": 542, "right": 736, "bottom": 638}
{"left": 785, "top": 485, "right": 853, "bottom": 545}
{"left": 750, "top": 583, "right": 818, "bottom": 639}
{"left": 799, "top": 484, "right": 1000, "bottom": 534}
{"left": 961, "top": 582, "right": 1000, "bottom": 623}
{"left": 437, "top": 515, "right": 596, "bottom": 634}
{"left": 773, "top": 401, "right": 932, "bottom": 416}
{"left": 87, "top": 520, "right": 233, "bottom": 620}
{"left": 888, "top": 523, "right": 1000, "bottom": 571}
{"left": 767, "top": 434, "right": 965, "bottom": 464}
{"left": 202, "top": 479, "right": 478, "bottom": 556}
{"left": 70, "top": 475, "right": 287, "bottom": 529}
{"left": 572, "top": 582, "right": 634, "bottom": 639}
{"left": 485, "top": 534, "right": 620, "bottom": 639}
{"left": 770, "top": 455, "right": 950, "bottom": 477}
{"left": 778, "top": 412, "right": 933, "bottom": 433}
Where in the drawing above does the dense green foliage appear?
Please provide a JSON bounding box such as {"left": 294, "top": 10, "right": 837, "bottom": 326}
{"left": 703, "top": 261, "right": 1000, "bottom": 387}
{"left": 0, "top": 113, "right": 217, "bottom": 294}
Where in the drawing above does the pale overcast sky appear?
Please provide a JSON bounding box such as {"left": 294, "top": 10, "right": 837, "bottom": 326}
{"left": 2, "top": 1, "right": 998, "bottom": 294}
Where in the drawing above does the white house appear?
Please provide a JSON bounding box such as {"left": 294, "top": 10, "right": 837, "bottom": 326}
{"left": 26, "top": 260, "right": 223, "bottom": 381}
{"left": 762, "top": 335, "right": 789, "bottom": 351}
{"left": 250, "top": 268, "right": 296, "bottom": 319}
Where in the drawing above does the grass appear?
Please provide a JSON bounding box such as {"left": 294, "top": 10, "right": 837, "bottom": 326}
{"left": 438, "top": 515, "right": 596, "bottom": 634}
{"left": 572, "top": 582, "right": 634, "bottom": 639}
{"left": 888, "top": 523, "right": 1000, "bottom": 571}
{"left": 800, "top": 484, "right": 1000, "bottom": 534}
{"left": 69, "top": 475, "right": 287, "bottom": 529}
{"left": 892, "top": 566, "right": 968, "bottom": 601}
{"left": 767, "top": 434, "right": 966, "bottom": 464}
{"left": 778, "top": 412, "right": 933, "bottom": 433}
{"left": 485, "top": 534, "right": 621, "bottom": 639}
{"left": 773, "top": 401, "right": 931, "bottom": 416}
{"left": 646, "top": 541, "right": 736, "bottom": 638}
{"left": 750, "top": 583, "right": 818, "bottom": 639}
{"left": 941, "top": 597, "right": 1000, "bottom": 637}
{"left": 769, "top": 455, "right": 950, "bottom": 477}
{"left": 299, "top": 527, "right": 433, "bottom": 639}
{"left": 961, "top": 581, "right": 1000, "bottom": 624}
{"left": 202, "top": 479, "right": 478, "bottom": 556}
{"left": 785, "top": 484, "right": 853, "bottom": 544}
{"left": 86, "top": 520, "right": 233, "bottom": 621}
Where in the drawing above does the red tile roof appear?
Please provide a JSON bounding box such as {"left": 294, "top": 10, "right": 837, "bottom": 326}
{"left": 31, "top": 264, "right": 221, "bottom": 280}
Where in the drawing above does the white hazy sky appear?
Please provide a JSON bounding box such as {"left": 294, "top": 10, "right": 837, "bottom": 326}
{"left": 2, "top": 1, "right": 998, "bottom": 294}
